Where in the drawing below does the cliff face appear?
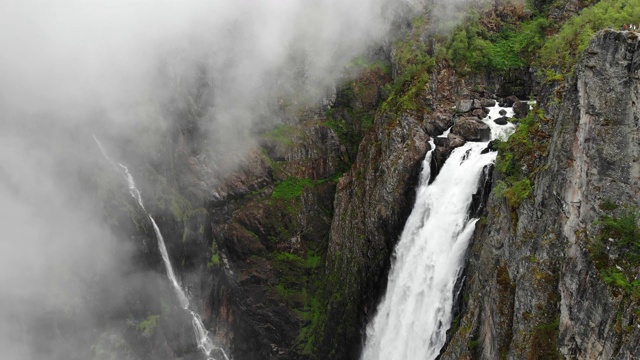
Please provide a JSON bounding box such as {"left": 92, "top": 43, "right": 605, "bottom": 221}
{"left": 98, "top": 18, "right": 640, "bottom": 360}
{"left": 441, "top": 30, "right": 640, "bottom": 359}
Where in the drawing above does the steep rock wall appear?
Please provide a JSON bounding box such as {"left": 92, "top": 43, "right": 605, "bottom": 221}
{"left": 441, "top": 30, "right": 640, "bottom": 360}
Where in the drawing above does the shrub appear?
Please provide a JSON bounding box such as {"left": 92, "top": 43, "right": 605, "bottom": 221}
{"left": 539, "top": 0, "right": 640, "bottom": 74}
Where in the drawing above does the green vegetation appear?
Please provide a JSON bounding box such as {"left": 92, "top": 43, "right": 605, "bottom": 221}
{"left": 126, "top": 314, "right": 160, "bottom": 339}
{"left": 445, "top": 9, "right": 549, "bottom": 74}
{"left": 262, "top": 124, "right": 301, "bottom": 145}
{"left": 539, "top": 0, "right": 640, "bottom": 75}
{"left": 589, "top": 208, "right": 640, "bottom": 299}
{"left": 271, "top": 177, "right": 315, "bottom": 200}
{"left": 600, "top": 198, "right": 619, "bottom": 211}
{"left": 494, "top": 110, "right": 550, "bottom": 211}
{"left": 266, "top": 1, "right": 640, "bottom": 354}
{"left": 528, "top": 317, "right": 562, "bottom": 360}
{"left": 324, "top": 58, "right": 391, "bottom": 160}
{"left": 208, "top": 240, "right": 221, "bottom": 268}
{"left": 137, "top": 315, "right": 160, "bottom": 338}
{"left": 269, "top": 250, "right": 327, "bottom": 355}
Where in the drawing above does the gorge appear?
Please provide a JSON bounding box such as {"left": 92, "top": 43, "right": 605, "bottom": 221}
{"left": 2, "top": 0, "right": 640, "bottom": 359}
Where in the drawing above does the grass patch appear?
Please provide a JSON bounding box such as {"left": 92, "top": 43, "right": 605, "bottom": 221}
{"left": 271, "top": 177, "right": 315, "bottom": 200}
{"left": 262, "top": 124, "right": 301, "bottom": 146}
{"left": 208, "top": 240, "right": 221, "bottom": 268}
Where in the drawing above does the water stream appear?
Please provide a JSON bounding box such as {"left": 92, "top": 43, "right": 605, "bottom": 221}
{"left": 93, "top": 136, "right": 229, "bottom": 360}
{"left": 362, "top": 105, "right": 514, "bottom": 360}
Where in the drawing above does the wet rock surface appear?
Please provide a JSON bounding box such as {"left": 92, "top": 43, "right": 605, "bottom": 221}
{"left": 512, "top": 100, "right": 529, "bottom": 118}
{"left": 319, "top": 112, "right": 430, "bottom": 358}
{"left": 451, "top": 117, "right": 492, "bottom": 142}
{"left": 440, "top": 30, "right": 640, "bottom": 360}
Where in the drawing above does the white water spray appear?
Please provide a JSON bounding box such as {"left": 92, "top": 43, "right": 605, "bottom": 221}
{"left": 362, "top": 105, "right": 515, "bottom": 360}
{"left": 93, "top": 135, "right": 230, "bottom": 360}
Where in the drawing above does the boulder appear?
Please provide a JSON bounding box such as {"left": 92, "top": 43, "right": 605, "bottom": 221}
{"left": 513, "top": 100, "right": 529, "bottom": 118}
{"left": 472, "top": 108, "right": 488, "bottom": 119}
{"left": 451, "top": 117, "right": 491, "bottom": 142}
{"left": 424, "top": 113, "right": 453, "bottom": 137}
{"left": 494, "top": 116, "right": 509, "bottom": 125}
{"left": 499, "top": 109, "right": 507, "bottom": 116}
{"left": 457, "top": 99, "right": 473, "bottom": 113}
{"left": 480, "top": 99, "right": 497, "bottom": 107}
{"left": 472, "top": 99, "right": 482, "bottom": 109}
{"left": 504, "top": 95, "right": 520, "bottom": 107}
{"left": 447, "top": 133, "right": 466, "bottom": 149}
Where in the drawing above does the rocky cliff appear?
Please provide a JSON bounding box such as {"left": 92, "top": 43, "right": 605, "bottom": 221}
{"left": 91, "top": 5, "right": 640, "bottom": 360}
{"left": 440, "top": 30, "right": 640, "bottom": 359}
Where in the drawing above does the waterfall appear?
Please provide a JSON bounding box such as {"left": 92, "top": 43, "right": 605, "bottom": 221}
{"left": 362, "top": 105, "right": 515, "bottom": 360}
{"left": 93, "top": 136, "right": 230, "bottom": 360}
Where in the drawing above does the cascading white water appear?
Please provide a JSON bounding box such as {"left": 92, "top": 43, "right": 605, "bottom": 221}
{"left": 93, "top": 136, "right": 230, "bottom": 360}
{"left": 119, "top": 163, "right": 191, "bottom": 310}
{"left": 362, "top": 105, "right": 515, "bottom": 360}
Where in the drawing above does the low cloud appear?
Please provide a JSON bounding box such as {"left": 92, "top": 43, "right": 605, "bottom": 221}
{"left": 0, "top": 0, "right": 412, "bottom": 358}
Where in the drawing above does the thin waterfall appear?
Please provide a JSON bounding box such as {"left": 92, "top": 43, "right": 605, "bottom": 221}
{"left": 93, "top": 135, "right": 230, "bottom": 360}
{"left": 362, "top": 105, "right": 515, "bottom": 360}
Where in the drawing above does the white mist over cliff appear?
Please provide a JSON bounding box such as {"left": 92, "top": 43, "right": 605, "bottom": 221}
{"left": 0, "top": 0, "right": 411, "bottom": 358}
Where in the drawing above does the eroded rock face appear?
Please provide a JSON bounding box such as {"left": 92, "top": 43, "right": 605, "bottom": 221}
{"left": 319, "top": 113, "right": 430, "bottom": 358}
{"left": 440, "top": 30, "right": 640, "bottom": 360}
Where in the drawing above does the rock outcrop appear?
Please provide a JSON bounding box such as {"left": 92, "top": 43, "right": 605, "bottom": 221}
{"left": 440, "top": 30, "right": 640, "bottom": 360}
{"left": 317, "top": 112, "right": 430, "bottom": 358}
{"left": 451, "top": 117, "right": 492, "bottom": 142}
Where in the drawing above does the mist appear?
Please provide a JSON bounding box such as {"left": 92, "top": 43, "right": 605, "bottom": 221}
{"left": 0, "top": 0, "right": 415, "bottom": 358}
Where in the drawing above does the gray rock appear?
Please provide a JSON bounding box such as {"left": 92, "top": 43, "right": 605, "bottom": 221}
{"left": 481, "top": 98, "right": 497, "bottom": 107}
{"left": 457, "top": 99, "right": 473, "bottom": 113}
{"left": 513, "top": 100, "right": 529, "bottom": 118}
{"left": 440, "top": 30, "right": 640, "bottom": 360}
{"left": 451, "top": 117, "right": 491, "bottom": 141}
{"left": 447, "top": 133, "right": 466, "bottom": 148}
{"left": 499, "top": 109, "right": 507, "bottom": 116}
{"left": 472, "top": 108, "right": 487, "bottom": 119}
{"left": 433, "top": 136, "right": 449, "bottom": 147}
{"left": 425, "top": 112, "right": 453, "bottom": 137}
{"left": 323, "top": 112, "right": 430, "bottom": 358}
{"left": 504, "top": 95, "right": 520, "bottom": 106}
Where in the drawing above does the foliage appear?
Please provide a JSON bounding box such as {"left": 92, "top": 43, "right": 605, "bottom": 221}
{"left": 495, "top": 110, "right": 550, "bottom": 211}
{"left": 446, "top": 15, "right": 550, "bottom": 73}
{"left": 447, "top": 25, "right": 493, "bottom": 73}
{"left": 128, "top": 315, "right": 160, "bottom": 338}
{"left": 138, "top": 315, "right": 160, "bottom": 337}
{"left": 325, "top": 60, "right": 390, "bottom": 161}
{"left": 208, "top": 240, "right": 220, "bottom": 268}
{"left": 270, "top": 250, "right": 327, "bottom": 355}
{"left": 503, "top": 179, "right": 532, "bottom": 209}
{"left": 528, "top": 317, "right": 562, "bottom": 360}
{"left": 598, "top": 210, "right": 640, "bottom": 253}
{"left": 599, "top": 198, "right": 619, "bottom": 211}
{"left": 539, "top": 0, "right": 640, "bottom": 74}
{"left": 589, "top": 208, "right": 640, "bottom": 299}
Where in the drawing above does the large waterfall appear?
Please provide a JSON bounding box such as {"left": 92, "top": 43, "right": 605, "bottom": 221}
{"left": 362, "top": 105, "right": 515, "bottom": 360}
{"left": 93, "top": 136, "right": 230, "bottom": 360}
